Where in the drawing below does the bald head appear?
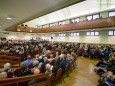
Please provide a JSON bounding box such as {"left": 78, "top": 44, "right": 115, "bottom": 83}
{"left": 33, "top": 68, "right": 40, "bottom": 75}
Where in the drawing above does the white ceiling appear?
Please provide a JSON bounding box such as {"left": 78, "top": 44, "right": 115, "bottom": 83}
{"left": 0, "top": 0, "right": 83, "bottom": 31}
{"left": 24, "top": 0, "right": 115, "bottom": 27}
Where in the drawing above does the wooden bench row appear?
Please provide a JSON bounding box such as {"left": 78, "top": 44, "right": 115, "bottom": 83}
{"left": 0, "top": 55, "right": 21, "bottom": 68}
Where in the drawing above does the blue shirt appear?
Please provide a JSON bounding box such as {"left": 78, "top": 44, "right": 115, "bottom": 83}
{"left": 23, "top": 59, "right": 33, "bottom": 66}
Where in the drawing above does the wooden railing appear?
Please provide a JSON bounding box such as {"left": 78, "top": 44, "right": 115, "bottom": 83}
{"left": 7, "top": 16, "right": 115, "bottom": 33}
{"left": 0, "top": 73, "right": 48, "bottom": 86}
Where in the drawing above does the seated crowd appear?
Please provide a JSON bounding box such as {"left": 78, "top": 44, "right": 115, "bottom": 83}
{"left": 0, "top": 39, "right": 115, "bottom": 86}
{"left": 0, "top": 39, "right": 77, "bottom": 85}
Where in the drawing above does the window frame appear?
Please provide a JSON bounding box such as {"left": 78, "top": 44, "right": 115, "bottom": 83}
{"left": 58, "top": 21, "right": 66, "bottom": 25}
{"left": 108, "top": 10, "right": 115, "bottom": 17}
{"left": 108, "top": 30, "right": 115, "bottom": 36}
{"left": 58, "top": 33, "right": 65, "bottom": 37}
{"left": 86, "top": 31, "right": 99, "bottom": 36}
{"left": 70, "top": 32, "right": 80, "bottom": 37}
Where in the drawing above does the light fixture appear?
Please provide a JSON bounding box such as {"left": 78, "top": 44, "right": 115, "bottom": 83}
{"left": 7, "top": 17, "right": 12, "bottom": 20}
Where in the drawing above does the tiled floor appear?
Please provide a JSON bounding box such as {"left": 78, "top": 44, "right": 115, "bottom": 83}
{"left": 56, "top": 57, "right": 99, "bottom": 86}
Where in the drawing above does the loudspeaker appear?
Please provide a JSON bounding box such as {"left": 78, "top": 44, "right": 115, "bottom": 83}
{"left": 51, "top": 37, "right": 53, "bottom": 39}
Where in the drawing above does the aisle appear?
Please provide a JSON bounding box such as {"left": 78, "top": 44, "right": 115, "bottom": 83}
{"left": 56, "top": 57, "right": 99, "bottom": 86}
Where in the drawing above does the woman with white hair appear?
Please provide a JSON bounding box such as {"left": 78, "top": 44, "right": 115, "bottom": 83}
{"left": 3, "top": 63, "right": 14, "bottom": 73}
{"left": 0, "top": 72, "right": 7, "bottom": 79}
{"left": 45, "top": 64, "right": 52, "bottom": 75}
{"left": 31, "top": 60, "right": 41, "bottom": 73}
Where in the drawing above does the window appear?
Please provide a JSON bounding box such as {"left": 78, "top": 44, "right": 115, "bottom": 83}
{"left": 93, "top": 14, "right": 100, "bottom": 19}
{"left": 86, "top": 32, "right": 90, "bottom": 36}
{"left": 86, "top": 31, "right": 99, "bottom": 36}
{"left": 86, "top": 14, "right": 100, "bottom": 20}
{"left": 49, "top": 23, "right": 55, "bottom": 27}
{"left": 35, "top": 25, "right": 39, "bottom": 28}
{"left": 50, "top": 34, "right": 55, "bottom": 37}
{"left": 58, "top": 33, "right": 65, "bottom": 37}
{"left": 109, "top": 11, "right": 115, "bottom": 17}
{"left": 42, "top": 34, "right": 48, "bottom": 37}
{"left": 58, "top": 21, "right": 65, "bottom": 25}
{"left": 39, "top": 26, "right": 42, "bottom": 28}
{"left": 42, "top": 25, "right": 47, "bottom": 28}
{"left": 70, "top": 18, "right": 80, "bottom": 23}
{"left": 86, "top": 15, "right": 92, "bottom": 20}
{"left": 70, "top": 32, "right": 79, "bottom": 36}
{"left": 108, "top": 31, "right": 115, "bottom": 36}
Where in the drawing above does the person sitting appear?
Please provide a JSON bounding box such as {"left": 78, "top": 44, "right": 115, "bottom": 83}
{"left": 22, "top": 55, "right": 33, "bottom": 66}
{"left": 28, "top": 68, "right": 41, "bottom": 85}
{"left": 3, "top": 63, "right": 14, "bottom": 73}
{"left": 48, "top": 54, "right": 54, "bottom": 63}
{"left": 59, "top": 54, "right": 68, "bottom": 72}
{"left": 45, "top": 64, "right": 53, "bottom": 76}
{"left": 41, "top": 57, "right": 49, "bottom": 73}
{"left": 31, "top": 60, "right": 39, "bottom": 73}
{"left": 98, "top": 71, "right": 114, "bottom": 86}
{"left": 70, "top": 52, "right": 76, "bottom": 60}
{"left": 66, "top": 53, "right": 72, "bottom": 61}
{"left": 18, "top": 64, "right": 31, "bottom": 76}
{"left": 35, "top": 54, "right": 39, "bottom": 60}
{"left": 0, "top": 72, "right": 7, "bottom": 79}
{"left": 52, "top": 57, "right": 60, "bottom": 76}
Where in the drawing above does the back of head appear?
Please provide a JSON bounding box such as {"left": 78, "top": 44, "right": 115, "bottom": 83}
{"left": 27, "top": 55, "right": 31, "bottom": 59}
{"left": 44, "top": 57, "right": 48, "bottom": 62}
{"left": 33, "top": 68, "right": 40, "bottom": 75}
{"left": 0, "top": 72, "right": 7, "bottom": 79}
{"left": 45, "top": 64, "right": 51, "bottom": 70}
{"left": 20, "top": 64, "right": 27, "bottom": 70}
{"left": 4, "top": 63, "right": 11, "bottom": 70}
{"left": 35, "top": 54, "right": 39, "bottom": 58}
{"left": 33, "top": 60, "right": 39, "bottom": 67}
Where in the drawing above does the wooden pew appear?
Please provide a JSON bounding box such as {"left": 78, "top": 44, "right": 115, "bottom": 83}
{"left": 0, "top": 55, "right": 21, "bottom": 68}
{"left": 0, "top": 74, "right": 49, "bottom": 86}
{"left": 0, "top": 51, "right": 13, "bottom": 56}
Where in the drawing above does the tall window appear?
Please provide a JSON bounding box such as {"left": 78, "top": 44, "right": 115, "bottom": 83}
{"left": 70, "top": 32, "right": 79, "bottom": 36}
{"left": 58, "top": 33, "right": 65, "bottom": 37}
{"left": 58, "top": 21, "right": 65, "bottom": 25}
{"left": 49, "top": 23, "right": 55, "bottom": 27}
{"left": 109, "top": 11, "right": 115, "bottom": 17}
{"left": 70, "top": 18, "right": 80, "bottom": 23}
{"left": 108, "top": 31, "right": 115, "bottom": 36}
{"left": 86, "top": 31, "right": 99, "bottom": 36}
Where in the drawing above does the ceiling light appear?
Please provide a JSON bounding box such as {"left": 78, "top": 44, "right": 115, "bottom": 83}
{"left": 7, "top": 17, "right": 12, "bottom": 20}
